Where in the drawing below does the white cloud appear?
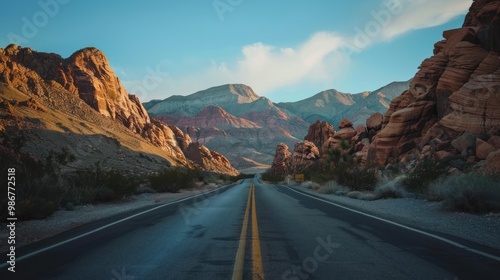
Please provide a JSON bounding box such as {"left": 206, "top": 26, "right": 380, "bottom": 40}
{"left": 124, "top": 0, "right": 472, "bottom": 101}
{"left": 380, "top": 0, "right": 471, "bottom": 40}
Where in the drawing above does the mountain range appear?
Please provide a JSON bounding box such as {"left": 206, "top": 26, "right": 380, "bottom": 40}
{"left": 144, "top": 81, "right": 410, "bottom": 172}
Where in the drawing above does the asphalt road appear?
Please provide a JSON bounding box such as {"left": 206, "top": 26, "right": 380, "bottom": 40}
{"left": 2, "top": 178, "right": 500, "bottom": 279}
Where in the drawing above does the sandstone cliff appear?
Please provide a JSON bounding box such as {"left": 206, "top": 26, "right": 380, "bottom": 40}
{"left": 370, "top": 0, "right": 500, "bottom": 171}
{"left": 0, "top": 45, "right": 238, "bottom": 175}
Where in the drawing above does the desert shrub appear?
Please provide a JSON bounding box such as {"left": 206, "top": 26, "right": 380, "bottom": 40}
{"left": 67, "top": 163, "right": 139, "bottom": 203}
{"left": 334, "top": 161, "right": 379, "bottom": 192}
{"left": 230, "top": 173, "right": 254, "bottom": 182}
{"left": 301, "top": 181, "right": 320, "bottom": 190}
{"left": 346, "top": 191, "right": 378, "bottom": 201}
{"left": 374, "top": 176, "right": 407, "bottom": 199}
{"left": 322, "top": 145, "right": 379, "bottom": 191}
{"left": 430, "top": 173, "right": 500, "bottom": 213}
{"left": 261, "top": 172, "right": 284, "bottom": 183}
{"left": 56, "top": 147, "right": 76, "bottom": 164}
{"left": 105, "top": 170, "right": 138, "bottom": 198}
{"left": 306, "top": 169, "right": 334, "bottom": 184}
{"left": 93, "top": 187, "right": 116, "bottom": 202}
{"left": 135, "top": 185, "right": 156, "bottom": 195}
{"left": 17, "top": 197, "right": 56, "bottom": 220}
{"left": 149, "top": 168, "right": 196, "bottom": 193}
{"left": 403, "top": 159, "right": 447, "bottom": 195}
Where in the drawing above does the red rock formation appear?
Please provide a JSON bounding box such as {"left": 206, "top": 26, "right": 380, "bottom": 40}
{"left": 0, "top": 45, "right": 238, "bottom": 175}
{"left": 334, "top": 118, "right": 357, "bottom": 141}
{"left": 184, "top": 142, "right": 237, "bottom": 175}
{"left": 269, "top": 143, "right": 292, "bottom": 176}
{"left": 304, "top": 120, "right": 335, "bottom": 154}
{"left": 370, "top": 0, "right": 500, "bottom": 166}
{"left": 286, "top": 141, "right": 320, "bottom": 173}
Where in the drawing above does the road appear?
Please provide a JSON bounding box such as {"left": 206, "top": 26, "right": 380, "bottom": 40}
{"left": 2, "top": 178, "right": 500, "bottom": 279}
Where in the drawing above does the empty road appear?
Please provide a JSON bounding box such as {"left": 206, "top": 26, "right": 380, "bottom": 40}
{"left": 2, "top": 178, "right": 500, "bottom": 279}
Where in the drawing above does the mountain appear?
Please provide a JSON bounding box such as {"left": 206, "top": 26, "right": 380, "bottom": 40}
{"left": 0, "top": 45, "right": 238, "bottom": 175}
{"left": 145, "top": 84, "right": 260, "bottom": 118}
{"left": 276, "top": 81, "right": 410, "bottom": 128}
{"left": 145, "top": 81, "right": 406, "bottom": 172}
{"left": 146, "top": 84, "right": 310, "bottom": 173}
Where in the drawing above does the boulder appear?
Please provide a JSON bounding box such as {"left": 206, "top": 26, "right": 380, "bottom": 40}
{"left": 338, "top": 118, "right": 353, "bottom": 129}
{"left": 269, "top": 143, "right": 292, "bottom": 176}
{"left": 366, "top": 112, "right": 383, "bottom": 131}
{"left": 285, "top": 141, "right": 320, "bottom": 173}
{"left": 476, "top": 138, "right": 497, "bottom": 160}
{"left": 451, "top": 132, "right": 477, "bottom": 154}
{"left": 488, "top": 135, "right": 500, "bottom": 149}
{"left": 482, "top": 150, "right": 500, "bottom": 172}
{"left": 304, "top": 120, "right": 335, "bottom": 154}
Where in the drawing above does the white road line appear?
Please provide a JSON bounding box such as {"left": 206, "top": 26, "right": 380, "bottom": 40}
{"left": 1, "top": 184, "right": 234, "bottom": 268}
{"left": 286, "top": 186, "right": 500, "bottom": 262}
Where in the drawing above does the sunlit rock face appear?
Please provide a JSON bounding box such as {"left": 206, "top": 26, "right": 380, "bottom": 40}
{"left": 0, "top": 45, "right": 239, "bottom": 175}
{"left": 369, "top": 0, "right": 500, "bottom": 166}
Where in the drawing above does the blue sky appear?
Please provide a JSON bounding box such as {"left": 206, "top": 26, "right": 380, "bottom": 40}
{"left": 1, "top": 0, "right": 472, "bottom": 102}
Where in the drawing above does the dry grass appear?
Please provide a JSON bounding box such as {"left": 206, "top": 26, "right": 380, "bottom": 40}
{"left": 429, "top": 173, "right": 500, "bottom": 213}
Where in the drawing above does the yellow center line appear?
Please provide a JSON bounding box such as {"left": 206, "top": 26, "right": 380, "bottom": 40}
{"left": 232, "top": 183, "right": 265, "bottom": 280}
{"left": 251, "top": 184, "right": 265, "bottom": 280}
{"left": 232, "top": 184, "right": 252, "bottom": 280}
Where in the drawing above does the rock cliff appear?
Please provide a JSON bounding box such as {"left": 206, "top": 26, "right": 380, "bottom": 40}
{"left": 0, "top": 45, "right": 238, "bottom": 175}
{"left": 369, "top": 0, "right": 500, "bottom": 170}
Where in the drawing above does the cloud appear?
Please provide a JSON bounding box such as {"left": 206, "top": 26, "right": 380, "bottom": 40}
{"left": 380, "top": 0, "right": 471, "bottom": 40}
{"left": 123, "top": 0, "right": 472, "bottom": 100}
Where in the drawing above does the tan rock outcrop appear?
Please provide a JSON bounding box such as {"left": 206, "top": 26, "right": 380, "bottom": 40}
{"left": 370, "top": 0, "right": 500, "bottom": 166}
{"left": 286, "top": 141, "right": 320, "bottom": 173}
{"left": 304, "top": 120, "right": 335, "bottom": 154}
{"left": 366, "top": 112, "right": 383, "bottom": 131}
{"left": 269, "top": 143, "right": 292, "bottom": 176}
{"left": 334, "top": 118, "right": 357, "bottom": 140}
{"left": 0, "top": 45, "right": 238, "bottom": 175}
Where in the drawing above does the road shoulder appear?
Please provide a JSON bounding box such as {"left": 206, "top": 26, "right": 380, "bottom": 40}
{"left": 285, "top": 184, "right": 500, "bottom": 251}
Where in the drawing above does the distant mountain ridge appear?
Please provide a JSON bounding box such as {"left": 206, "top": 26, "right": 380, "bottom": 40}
{"left": 277, "top": 81, "right": 411, "bottom": 127}
{"left": 145, "top": 81, "right": 410, "bottom": 172}
{"left": 146, "top": 84, "right": 260, "bottom": 118}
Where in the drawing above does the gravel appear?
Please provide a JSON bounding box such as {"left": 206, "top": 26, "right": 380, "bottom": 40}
{"left": 289, "top": 184, "right": 500, "bottom": 250}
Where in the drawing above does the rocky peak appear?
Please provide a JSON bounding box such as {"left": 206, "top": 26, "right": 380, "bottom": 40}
{"left": 226, "top": 84, "right": 261, "bottom": 102}
{"left": 0, "top": 45, "right": 239, "bottom": 175}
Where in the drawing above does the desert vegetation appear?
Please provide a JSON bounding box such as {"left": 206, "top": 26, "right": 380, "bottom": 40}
{"left": 290, "top": 155, "right": 500, "bottom": 214}
{"left": 1, "top": 148, "right": 249, "bottom": 221}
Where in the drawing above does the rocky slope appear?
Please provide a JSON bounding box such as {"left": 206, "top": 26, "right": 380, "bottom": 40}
{"left": 147, "top": 82, "right": 404, "bottom": 172}
{"left": 146, "top": 84, "right": 309, "bottom": 172}
{"left": 269, "top": 0, "right": 500, "bottom": 176}
{"left": 0, "top": 45, "right": 238, "bottom": 175}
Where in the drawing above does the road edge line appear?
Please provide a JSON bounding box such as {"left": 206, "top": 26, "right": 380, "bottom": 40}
{"left": 0, "top": 184, "right": 234, "bottom": 268}
{"left": 286, "top": 186, "right": 500, "bottom": 262}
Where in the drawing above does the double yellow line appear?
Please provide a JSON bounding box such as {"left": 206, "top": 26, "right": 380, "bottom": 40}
{"left": 232, "top": 184, "right": 265, "bottom": 280}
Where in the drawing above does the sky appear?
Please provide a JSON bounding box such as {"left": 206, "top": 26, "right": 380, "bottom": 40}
{"left": 1, "top": 0, "right": 472, "bottom": 102}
